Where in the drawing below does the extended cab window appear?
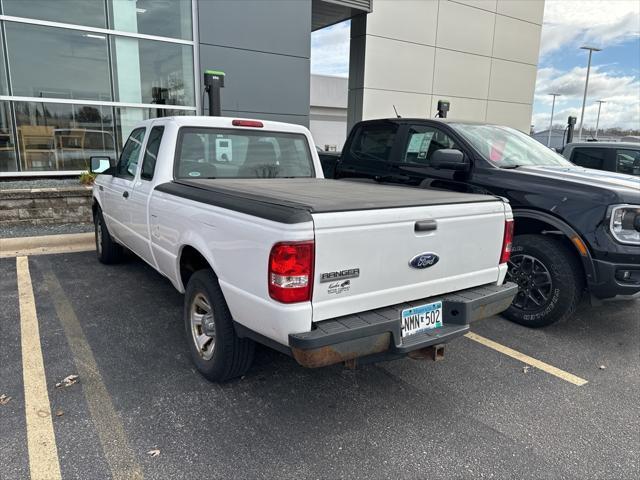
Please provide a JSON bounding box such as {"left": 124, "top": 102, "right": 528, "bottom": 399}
{"left": 175, "top": 128, "right": 314, "bottom": 179}
{"left": 141, "top": 126, "right": 164, "bottom": 180}
{"left": 571, "top": 147, "right": 607, "bottom": 170}
{"left": 350, "top": 123, "right": 397, "bottom": 162}
{"left": 116, "top": 128, "right": 146, "bottom": 179}
{"left": 403, "top": 127, "right": 457, "bottom": 165}
{"left": 616, "top": 149, "right": 640, "bottom": 176}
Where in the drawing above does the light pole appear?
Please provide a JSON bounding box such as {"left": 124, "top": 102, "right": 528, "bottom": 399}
{"left": 594, "top": 100, "right": 606, "bottom": 139}
{"left": 578, "top": 46, "right": 602, "bottom": 141}
{"left": 547, "top": 93, "right": 561, "bottom": 147}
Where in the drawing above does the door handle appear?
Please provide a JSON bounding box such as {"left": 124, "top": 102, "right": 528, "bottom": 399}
{"left": 123, "top": 191, "right": 129, "bottom": 199}
{"left": 415, "top": 220, "right": 437, "bottom": 232}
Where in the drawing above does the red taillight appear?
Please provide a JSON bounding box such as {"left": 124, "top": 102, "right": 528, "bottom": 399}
{"left": 500, "top": 219, "right": 514, "bottom": 264}
{"left": 232, "top": 119, "right": 263, "bottom": 128}
{"left": 268, "top": 241, "right": 314, "bottom": 303}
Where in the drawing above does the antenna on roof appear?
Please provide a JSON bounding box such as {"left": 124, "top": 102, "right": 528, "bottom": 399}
{"left": 392, "top": 105, "right": 401, "bottom": 118}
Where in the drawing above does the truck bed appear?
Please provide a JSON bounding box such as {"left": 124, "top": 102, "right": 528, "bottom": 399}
{"left": 155, "top": 178, "right": 501, "bottom": 224}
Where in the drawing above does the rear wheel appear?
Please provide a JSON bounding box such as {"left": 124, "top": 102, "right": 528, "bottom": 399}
{"left": 94, "top": 208, "right": 123, "bottom": 264}
{"left": 184, "top": 270, "right": 254, "bottom": 382}
{"left": 503, "top": 234, "right": 583, "bottom": 328}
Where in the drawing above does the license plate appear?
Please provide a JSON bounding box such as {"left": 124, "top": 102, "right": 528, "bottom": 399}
{"left": 401, "top": 301, "right": 443, "bottom": 338}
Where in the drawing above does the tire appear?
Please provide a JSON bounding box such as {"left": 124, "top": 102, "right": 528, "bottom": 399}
{"left": 184, "top": 269, "right": 255, "bottom": 382}
{"left": 94, "top": 207, "right": 123, "bottom": 264}
{"left": 502, "top": 234, "right": 584, "bottom": 328}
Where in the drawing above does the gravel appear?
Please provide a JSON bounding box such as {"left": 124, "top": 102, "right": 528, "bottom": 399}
{"left": 0, "top": 178, "right": 83, "bottom": 190}
{"left": 0, "top": 222, "right": 93, "bottom": 239}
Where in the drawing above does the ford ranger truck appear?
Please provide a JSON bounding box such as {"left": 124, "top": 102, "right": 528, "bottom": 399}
{"left": 90, "top": 116, "right": 517, "bottom": 382}
{"left": 324, "top": 119, "right": 640, "bottom": 328}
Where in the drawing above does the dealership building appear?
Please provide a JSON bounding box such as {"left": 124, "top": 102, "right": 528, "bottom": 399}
{"left": 0, "top": 0, "right": 543, "bottom": 176}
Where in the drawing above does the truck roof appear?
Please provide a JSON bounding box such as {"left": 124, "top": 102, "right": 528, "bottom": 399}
{"left": 356, "top": 117, "right": 489, "bottom": 125}
{"left": 564, "top": 142, "right": 640, "bottom": 149}
{"left": 138, "top": 115, "right": 311, "bottom": 135}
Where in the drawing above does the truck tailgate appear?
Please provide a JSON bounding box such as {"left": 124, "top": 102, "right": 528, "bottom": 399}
{"left": 312, "top": 201, "right": 507, "bottom": 321}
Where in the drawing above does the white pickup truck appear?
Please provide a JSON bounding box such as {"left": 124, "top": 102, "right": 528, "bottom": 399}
{"left": 90, "top": 116, "right": 517, "bottom": 381}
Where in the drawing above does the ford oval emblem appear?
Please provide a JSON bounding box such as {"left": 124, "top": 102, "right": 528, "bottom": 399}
{"left": 409, "top": 253, "right": 439, "bottom": 269}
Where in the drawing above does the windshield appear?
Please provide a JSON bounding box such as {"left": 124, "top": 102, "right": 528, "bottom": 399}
{"left": 175, "top": 127, "right": 314, "bottom": 179}
{"left": 450, "top": 124, "right": 573, "bottom": 168}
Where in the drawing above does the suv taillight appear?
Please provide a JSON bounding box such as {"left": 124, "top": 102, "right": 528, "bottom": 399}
{"left": 500, "top": 219, "right": 514, "bottom": 264}
{"left": 268, "top": 241, "right": 314, "bottom": 303}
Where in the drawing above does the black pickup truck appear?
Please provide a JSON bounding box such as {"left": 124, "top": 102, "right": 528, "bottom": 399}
{"left": 321, "top": 118, "right": 640, "bottom": 327}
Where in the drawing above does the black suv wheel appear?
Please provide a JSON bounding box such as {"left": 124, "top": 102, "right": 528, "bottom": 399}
{"left": 503, "top": 234, "right": 583, "bottom": 328}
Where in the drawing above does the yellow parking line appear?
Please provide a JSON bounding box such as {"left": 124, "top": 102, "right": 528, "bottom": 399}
{"left": 16, "top": 256, "right": 62, "bottom": 480}
{"left": 43, "top": 268, "right": 144, "bottom": 480}
{"left": 464, "top": 332, "right": 589, "bottom": 387}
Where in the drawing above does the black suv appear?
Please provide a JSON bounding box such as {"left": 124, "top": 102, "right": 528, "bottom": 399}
{"left": 562, "top": 142, "right": 640, "bottom": 176}
{"left": 321, "top": 119, "right": 640, "bottom": 327}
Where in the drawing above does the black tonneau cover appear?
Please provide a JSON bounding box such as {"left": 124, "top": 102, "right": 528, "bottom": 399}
{"left": 155, "top": 178, "right": 502, "bottom": 224}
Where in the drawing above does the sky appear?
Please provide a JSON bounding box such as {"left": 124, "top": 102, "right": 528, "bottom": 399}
{"left": 310, "top": 0, "right": 640, "bottom": 132}
{"left": 531, "top": 0, "right": 639, "bottom": 132}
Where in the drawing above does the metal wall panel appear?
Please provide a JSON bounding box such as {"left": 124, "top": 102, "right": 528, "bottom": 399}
{"left": 196, "top": 0, "right": 311, "bottom": 126}
{"left": 199, "top": 44, "right": 310, "bottom": 124}
{"left": 322, "top": 0, "right": 372, "bottom": 12}
{"left": 198, "top": 0, "right": 311, "bottom": 58}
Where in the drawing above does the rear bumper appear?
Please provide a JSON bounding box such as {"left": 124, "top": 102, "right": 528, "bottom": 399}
{"left": 289, "top": 282, "right": 518, "bottom": 368}
{"left": 589, "top": 259, "right": 640, "bottom": 299}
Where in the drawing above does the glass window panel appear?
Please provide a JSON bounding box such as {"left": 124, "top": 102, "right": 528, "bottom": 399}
{"left": 571, "top": 148, "right": 606, "bottom": 170}
{"left": 3, "top": 0, "right": 107, "bottom": 28}
{"left": 109, "top": 0, "right": 192, "bottom": 40}
{"left": 350, "top": 123, "right": 398, "bottom": 162}
{"left": 141, "top": 126, "right": 164, "bottom": 180}
{"left": 5, "top": 23, "right": 111, "bottom": 101}
{"left": 0, "top": 25, "right": 9, "bottom": 95}
{"left": 616, "top": 149, "right": 640, "bottom": 176}
{"left": 111, "top": 37, "right": 194, "bottom": 107}
{"left": 14, "top": 101, "right": 116, "bottom": 172}
{"left": 403, "top": 127, "right": 457, "bottom": 165}
{"left": 114, "top": 107, "right": 188, "bottom": 151}
{"left": 175, "top": 128, "right": 314, "bottom": 179}
{"left": 116, "top": 127, "right": 145, "bottom": 179}
{"left": 0, "top": 101, "right": 18, "bottom": 172}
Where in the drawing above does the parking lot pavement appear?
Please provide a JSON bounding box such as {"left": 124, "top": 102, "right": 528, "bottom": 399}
{"left": 1, "top": 251, "right": 638, "bottom": 480}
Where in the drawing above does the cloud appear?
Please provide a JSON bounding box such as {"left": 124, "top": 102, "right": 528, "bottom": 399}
{"left": 540, "top": 0, "right": 640, "bottom": 57}
{"left": 310, "top": 21, "right": 350, "bottom": 77}
{"left": 532, "top": 65, "right": 640, "bottom": 130}
{"left": 535, "top": 65, "right": 639, "bottom": 100}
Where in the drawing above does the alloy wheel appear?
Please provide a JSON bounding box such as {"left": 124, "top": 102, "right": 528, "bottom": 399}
{"left": 507, "top": 254, "right": 553, "bottom": 311}
{"left": 189, "top": 293, "right": 216, "bottom": 360}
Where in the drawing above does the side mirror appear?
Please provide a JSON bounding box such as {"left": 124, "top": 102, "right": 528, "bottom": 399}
{"left": 90, "top": 156, "right": 114, "bottom": 175}
{"left": 430, "top": 149, "right": 469, "bottom": 171}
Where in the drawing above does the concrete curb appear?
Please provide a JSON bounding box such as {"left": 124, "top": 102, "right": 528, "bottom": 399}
{"left": 0, "top": 232, "right": 95, "bottom": 258}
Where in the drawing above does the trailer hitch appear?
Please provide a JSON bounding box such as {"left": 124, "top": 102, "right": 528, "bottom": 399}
{"left": 408, "top": 344, "right": 445, "bottom": 361}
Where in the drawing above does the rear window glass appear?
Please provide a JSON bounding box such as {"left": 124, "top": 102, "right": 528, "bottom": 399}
{"left": 350, "top": 123, "right": 398, "bottom": 162}
{"left": 175, "top": 127, "right": 314, "bottom": 179}
{"left": 571, "top": 148, "right": 607, "bottom": 170}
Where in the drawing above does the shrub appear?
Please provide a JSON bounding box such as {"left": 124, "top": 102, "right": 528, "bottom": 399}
{"left": 79, "top": 171, "right": 97, "bottom": 185}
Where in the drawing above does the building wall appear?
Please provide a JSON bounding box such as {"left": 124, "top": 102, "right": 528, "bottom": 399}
{"left": 349, "top": 0, "right": 544, "bottom": 132}
{"left": 310, "top": 74, "right": 348, "bottom": 149}
{"left": 197, "top": 0, "right": 312, "bottom": 126}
